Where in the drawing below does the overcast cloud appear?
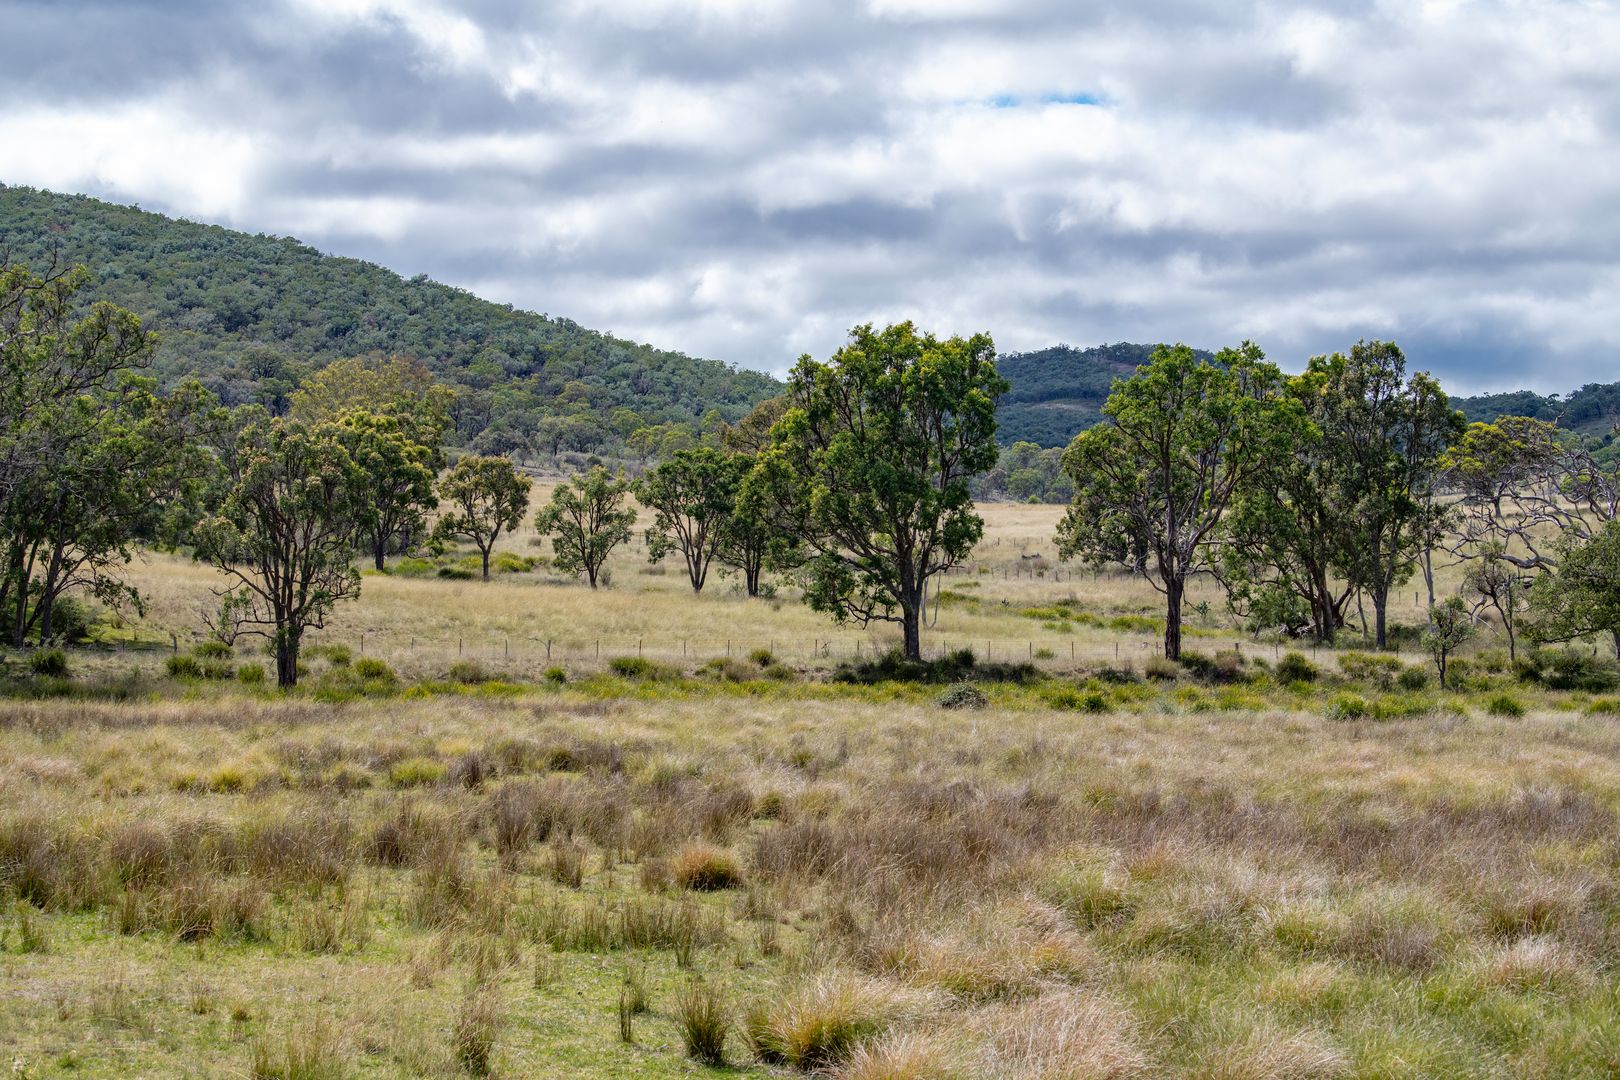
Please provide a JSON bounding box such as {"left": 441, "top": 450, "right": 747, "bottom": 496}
{"left": 3, "top": 0, "right": 1618, "bottom": 392}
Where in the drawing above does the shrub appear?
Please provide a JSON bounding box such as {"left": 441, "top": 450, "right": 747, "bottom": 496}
{"left": 1275, "top": 652, "right": 1318, "bottom": 683}
{"left": 448, "top": 660, "right": 491, "bottom": 684}
{"left": 1044, "top": 686, "right": 1110, "bottom": 713}
{"left": 1338, "top": 652, "right": 1404, "bottom": 690}
{"left": 491, "top": 551, "right": 537, "bottom": 574}
{"left": 1326, "top": 693, "right": 1370, "bottom": 721}
{"left": 353, "top": 658, "right": 394, "bottom": 681}
{"left": 936, "top": 683, "right": 988, "bottom": 710}
{"left": 835, "top": 647, "right": 1039, "bottom": 686}
{"left": 543, "top": 666, "right": 567, "bottom": 685}
{"left": 193, "top": 640, "right": 232, "bottom": 660}
{"left": 1486, "top": 694, "right": 1525, "bottom": 718}
{"left": 29, "top": 649, "right": 68, "bottom": 677}
{"left": 1096, "top": 665, "right": 1139, "bottom": 685}
{"left": 675, "top": 978, "right": 730, "bottom": 1066}
{"left": 1517, "top": 648, "right": 1620, "bottom": 692}
{"left": 608, "top": 656, "right": 677, "bottom": 680}
{"left": 309, "top": 644, "right": 351, "bottom": 666}
{"left": 1397, "top": 666, "right": 1431, "bottom": 691}
{"left": 1143, "top": 656, "right": 1180, "bottom": 681}
{"left": 1181, "top": 649, "right": 1247, "bottom": 684}
{"left": 748, "top": 647, "right": 775, "bottom": 667}
{"left": 672, "top": 843, "right": 745, "bottom": 891}
{"left": 238, "top": 664, "right": 266, "bottom": 686}
{"left": 165, "top": 654, "right": 202, "bottom": 679}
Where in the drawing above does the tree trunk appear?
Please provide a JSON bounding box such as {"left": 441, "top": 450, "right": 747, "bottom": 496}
{"left": 901, "top": 603, "right": 922, "bottom": 661}
{"left": 586, "top": 563, "right": 599, "bottom": 589}
{"left": 744, "top": 559, "right": 761, "bottom": 597}
{"left": 275, "top": 629, "right": 301, "bottom": 689}
{"left": 373, "top": 538, "right": 387, "bottom": 572}
{"left": 481, "top": 548, "right": 491, "bottom": 581}
{"left": 1372, "top": 584, "right": 1389, "bottom": 650}
{"left": 1164, "top": 575, "right": 1184, "bottom": 661}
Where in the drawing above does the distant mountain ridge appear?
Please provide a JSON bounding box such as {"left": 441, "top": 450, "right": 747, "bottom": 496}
{"left": 0, "top": 185, "right": 780, "bottom": 447}
{"left": 994, "top": 342, "right": 1213, "bottom": 447}
{"left": 1449, "top": 383, "right": 1620, "bottom": 447}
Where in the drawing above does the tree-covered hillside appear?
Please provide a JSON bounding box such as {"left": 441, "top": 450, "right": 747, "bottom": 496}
{"left": 1451, "top": 382, "right": 1620, "bottom": 452}
{"left": 995, "top": 343, "right": 1210, "bottom": 447}
{"left": 0, "top": 185, "right": 781, "bottom": 449}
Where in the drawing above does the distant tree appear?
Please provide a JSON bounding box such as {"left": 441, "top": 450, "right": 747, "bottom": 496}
{"left": 289, "top": 354, "right": 454, "bottom": 450}
{"left": 759, "top": 322, "right": 1006, "bottom": 660}
{"left": 1424, "top": 596, "right": 1476, "bottom": 689}
{"left": 719, "top": 397, "right": 787, "bottom": 456}
{"left": 636, "top": 448, "right": 741, "bottom": 593}
{"left": 1527, "top": 521, "right": 1620, "bottom": 658}
{"left": 194, "top": 416, "right": 368, "bottom": 688}
{"left": 1057, "top": 343, "right": 1288, "bottom": 661}
{"left": 1308, "top": 341, "right": 1462, "bottom": 648}
{"left": 337, "top": 411, "right": 438, "bottom": 570}
{"left": 717, "top": 465, "right": 788, "bottom": 597}
{"left": 1444, "top": 417, "right": 1562, "bottom": 519}
{"left": 536, "top": 466, "right": 636, "bottom": 589}
{"left": 435, "top": 455, "right": 533, "bottom": 581}
{"left": 1465, "top": 541, "right": 1529, "bottom": 661}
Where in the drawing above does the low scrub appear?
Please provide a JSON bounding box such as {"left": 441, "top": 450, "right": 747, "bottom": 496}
{"left": 835, "top": 648, "right": 1039, "bottom": 686}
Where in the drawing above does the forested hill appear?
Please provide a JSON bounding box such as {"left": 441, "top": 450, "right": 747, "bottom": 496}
{"left": 995, "top": 343, "right": 1209, "bottom": 447}
{"left": 1451, "top": 382, "right": 1620, "bottom": 446}
{"left": 0, "top": 185, "right": 781, "bottom": 447}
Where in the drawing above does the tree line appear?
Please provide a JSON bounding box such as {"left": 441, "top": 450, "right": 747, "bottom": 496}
{"left": 9, "top": 258, "right": 1620, "bottom": 685}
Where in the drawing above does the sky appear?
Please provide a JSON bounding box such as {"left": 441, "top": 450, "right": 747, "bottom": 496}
{"left": 2, "top": 0, "right": 1618, "bottom": 393}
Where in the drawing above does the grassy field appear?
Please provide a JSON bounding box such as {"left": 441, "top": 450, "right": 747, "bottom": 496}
{"left": 6, "top": 503, "right": 1620, "bottom": 1078}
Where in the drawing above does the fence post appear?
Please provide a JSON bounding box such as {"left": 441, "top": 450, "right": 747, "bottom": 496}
{"left": 546, "top": 640, "right": 552, "bottom": 661}
{"left": 459, "top": 637, "right": 463, "bottom": 657}
{"left": 595, "top": 639, "right": 600, "bottom": 659}
{"left": 360, "top": 633, "right": 365, "bottom": 655}
{"left": 638, "top": 638, "right": 642, "bottom": 657}
{"left": 505, "top": 638, "right": 509, "bottom": 660}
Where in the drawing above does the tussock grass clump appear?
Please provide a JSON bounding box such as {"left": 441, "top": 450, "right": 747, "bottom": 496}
{"left": 835, "top": 1033, "right": 964, "bottom": 1080}
{"left": 448, "top": 660, "right": 492, "bottom": 685}
{"left": 1486, "top": 693, "right": 1525, "bottom": 718}
{"left": 746, "top": 975, "right": 936, "bottom": 1070}
{"left": 607, "top": 656, "right": 679, "bottom": 680}
{"left": 836, "top": 647, "right": 1039, "bottom": 686}
{"left": 672, "top": 842, "right": 745, "bottom": 890}
{"left": 1143, "top": 656, "right": 1179, "bottom": 680}
{"left": 1275, "top": 652, "right": 1318, "bottom": 683}
{"left": 1476, "top": 935, "right": 1593, "bottom": 994}
{"left": 674, "top": 976, "right": 731, "bottom": 1066}
{"left": 249, "top": 1018, "right": 349, "bottom": 1080}
{"left": 1194, "top": 1023, "right": 1347, "bottom": 1080}
{"left": 389, "top": 756, "right": 447, "bottom": 787}
{"left": 451, "top": 988, "right": 503, "bottom": 1076}
{"left": 976, "top": 990, "right": 1147, "bottom": 1080}
{"left": 352, "top": 657, "right": 394, "bottom": 681}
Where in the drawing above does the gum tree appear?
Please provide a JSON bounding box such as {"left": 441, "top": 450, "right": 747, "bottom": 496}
{"left": 636, "top": 447, "right": 741, "bottom": 594}
{"left": 435, "top": 455, "right": 532, "bottom": 581}
{"left": 759, "top": 322, "right": 1006, "bottom": 661}
{"left": 195, "top": 415, "right": 368, "bottom": 688}
{"left": 1057, "top": 342, "right": 1289, "bottom": 661}
{"left": 536, "top": 466, "right": 636, "bottom": 589}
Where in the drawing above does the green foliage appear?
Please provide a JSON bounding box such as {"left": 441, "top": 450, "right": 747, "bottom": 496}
{"left": 536, "top": 467, "right": 636, "bottom": 589}
{"left": 193, "top": 414, "right": 369, "bottom": 688}
{"left": 1058, "top": 342, "right": 1289, "bottom": 660}
{"left": 1515, "top": 648, "right": 1620, "bottom": 692}
{"left": 936, "top": 682, "right": 989, "bottom": 710}
{"left": 1424, "top": 597, "right": 1477, "bottom": 689}
{"left": 166, "top": 654, "right": 202, "bottom": 679}
{"left": 434, "top": 455, "right": 532, "bottom": 581}
{"left": 28, "top": 649, "right": 68, "bottom": 677}
{"left": 1327, "top": 693, "right": 1371, "bottom": 721}
{"left": 834, "top": 647, "right": 1038, "bottom": 686}
{"left": 1274, "top": 652, "right": 1319, "bottom": 683}
{"left": 335, "top": 408, "right": 439, "bottom": 571}
{"left": 1527, "top": 521, "right": 1620, "bottom": 655}
{"left": 238, "top": 663, "right": 266, "bottom": 686}
{"left": 0, "top": 186, "right": 779, "bottom": 448}
{"left": 636, "top": 447, "right": 742, "bottom": 593}
{"left": 542, "top": 666, "right": 567, "bottom": 685}
{"left": 1486, "top": 694, "right": 1525, "bottom": 718}
{"left": 352, "top": 658, "right": 394, "bottom": 681}
{"left": 447, "top": 660, "right": 491, "bottom": 685}
{"left": 760, "top": 322, "right": 1007, "bottom": 660}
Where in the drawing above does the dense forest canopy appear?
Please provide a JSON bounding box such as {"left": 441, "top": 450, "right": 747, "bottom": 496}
{"left": 0, "top": 185, "right": 781, "bottom": 449}
{"left": 1450, "top": 383, "right": 1620, "bottom": 450}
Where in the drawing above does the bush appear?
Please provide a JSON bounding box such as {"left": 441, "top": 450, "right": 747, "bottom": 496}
{"left": 543, "top": 666, "right": 567, "bottom": 685}
{"left": 608, "top": 656, "right": 679, "bottom": 681}
{"left": 1095, "top": 665, "right": 1139, "bottom": 685}
{"left": 1044, "top": 685, "right": 1110, "bottom": 713}
{"left": 165, "top": 654, "right": 202, "bottom": 679}
{"left": 1338, "top": 652, "right": 1405, "bottom": 690}
{"left": 491, "top": 551, "right": 538, "bottom": 574}
{"left": 1275, "top": 652, "right": 1318, "bottom": 683}
{"left": 672, "top": 843, "right": 745, "bottom": 891}
{"left": 192, "top": 640, "right": 232, "bottom": 660}
{"left": 308, "top": 644, "right": 351, "bottom": 666}
{"left": 1181, "top": 649, "right": 1247, "bottom": 684}
{"left": 1143, "top": 656, "right": 1180, "bottom": 681}
{"left": 1517, "top": 648, "right": 1620, "bottom": 692}
{"left": 1486, "top": 694, "right": 1526, "bottom": 718}
{"left": 1397, "top": 666, "right": 1431, "bottom": 691}
{"left": 41, "top": 595, "right": 98, "bottom": 643}
{"left": 834, "top": 647, "right": 1039, "bottom": 686}
{"left": 1327, "top": 693, "right": 1370, "bottom": 721}
{"left": 936, "top": 683, "right": 988, "bottom": 710}
{"left": 448, "top": 660, "right": 491, "bottom": 684}
{"left": 353, "top": 658, "right": 394, "bottom": 681}
{"left": 748, "top": 647, "right": 775, "bottom": 667}
{"left": 29, "top": 649, "right": 68, "bottom": 677}
{"left": 238, "top": 663, "right": 266, "bottom": 686}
